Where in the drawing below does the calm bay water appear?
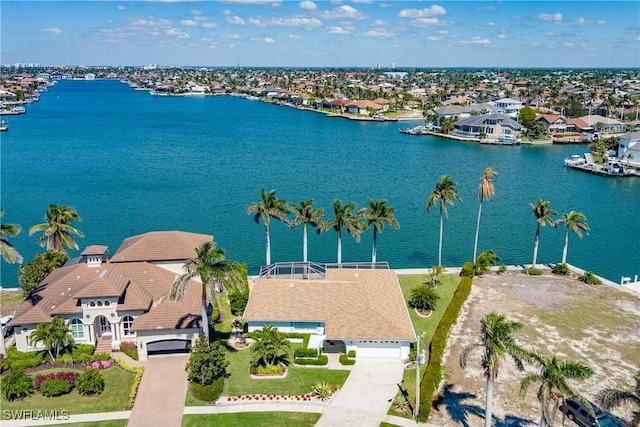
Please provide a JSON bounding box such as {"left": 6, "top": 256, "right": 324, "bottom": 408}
{"left": 1, "top": 80, "right": 638, "bottom": 287}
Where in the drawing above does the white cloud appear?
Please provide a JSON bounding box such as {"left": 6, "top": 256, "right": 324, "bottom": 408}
{"left": 398, "top": 5, "right": 446, "bottom": 18}
{"left": 221, "top": 33, "right": 241, "bottom": 39}
{"left": 352, "top": 0, "right": 373, "bottom": 3}
{"left": 165, "top": 28, "right": 189, "bottom": 38}
{"left": 477, "top": 6, "right": 495, "bottom": 12}
{"left": 201, "top": 22, "right": 217, "bottom": 28}
{"left": 129, "top": 17, "right": 173, "bottom": 27}
{"left": 460, "top": 36, "right": 490, "bottom": 45}
{"left": 248, "top": 17, "right": 264, "bottom": 26}
{"left": 530, "top": 42, "right": 540, "bottom": 46}
{"left": 322, "top": 5, "right": 366, "bottom": 20}
{"left": 563, "top": 41, "right": 574, "bottom": 47}
{"left": 222, "top": 9, "right": 233, "bottom": 15}
{"left": 220, "top": 0, "right": 281, "bottom": 4}
{"left": 361, "top": 30, "right": 392, "bottom": 38}
{"left": 538, "top": 12, "right": 563, "bottom": 23}
{"left": 299, "top": 0, "right": 316, "bottom": 10}
{"left": 410, "top": 17, "right": 452, "bottom": 27}
{"left": 195, "top": 16, "right": 207, "bottom": 21}
{"left": 226, "top": 16, "right": 245, "bottom": 25}
{"left": 486, "top": 22, "right": 497, "bottom": 27}
{"left": 250, "top": 37, "right": 275, "bottom": 43}
{"left": 372, "top": 20, "right": 388, "bottom": 27}
{"left": 40, "top": 27, "right": 62, "bottom": 35}
{"left": 326, "top": 26, "right": 350, "bottom": 34}
{"left": 426, "top": 35, "right": 442, "bottom": 41}
{"left": 116, "top": 5, "right": 126, "bottom": 11}
{"left": 496, "top": 31, "right": 508, "bottom": 39}
{"left": 181, "top": 19, "right": 199, "bottom": 26}
{"left": 575, "top": 17, "right": 592, "bottom": 26}
{"left": 596, "top": 20, "right": 606, "bottom": 25}
{"left": 288, "top": 33, "right": 302, "bottom": 39}
{"left": 270, "top": 16, "right": 322, "bottom": 29}
{"left": 191, "top": 10, "right": 202, "bottom": 16}
{"left": 438, "top": 30, "right": 448, "bottom": 35}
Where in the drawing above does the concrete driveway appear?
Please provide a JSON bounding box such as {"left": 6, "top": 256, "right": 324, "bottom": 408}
{"left": 315, "top": 358, "right": 405, "bottom": 427}
{"left": 128, "top": 355, "right": 190, "bottom": 427}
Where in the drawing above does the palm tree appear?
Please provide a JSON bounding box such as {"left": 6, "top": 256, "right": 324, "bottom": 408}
{"left": 246, "top": 189, "right": 292, "bottom": 265}
{"left": 460, "top": 312, "right": 529, "bottom": 427}
{"left": 520, "top": 353, "right": 594, "bottom": 427}
{"left": 290, "top": 199, "right": 325, "bottom": 262}
{"left": 597, "top": 371, "right": 640, "bottom": 427}
{"left": 29, "top": 316, "right": 74, "bottom": 362}
{"left": 426, "top": 175, "right": 462, "bottom": 266}
{"left": 0, "top": 209, "right": 23, "bottom": 264}
{"left": 320, "top": 199, "right": 362, "bottom": 265}
{"left": 473, "top": 168, "right": 498, "bottom": 262}
{"left": 556, "top": 211, "right": 589, "bottom": 265}
{"left": 250, "top": 325, "right": 291, "bottom": 368}
{"left": 359, "top": 199, "right": 399, "bottom": 263}
{"left": 29, "top": 204, "right": 84, "bottom": 254}
{"left": 529, "top": 199, "right": 557, "bottom": 268}
{"left": 171, "top": 241, "right": 245, "bottom": 303}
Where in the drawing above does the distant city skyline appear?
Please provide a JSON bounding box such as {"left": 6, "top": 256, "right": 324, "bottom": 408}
{"left": 2, "top": 1, "right": 639, "bottom": 68}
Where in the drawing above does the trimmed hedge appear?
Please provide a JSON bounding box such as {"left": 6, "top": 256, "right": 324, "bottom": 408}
{"left": 4, "top": 347, "right": 45, "bottom": 371}
{"left": 293, "top": 355, "right": 328, "bottom": 366}
{"left": 294, "top": 348, "right": 318, "bottom": 358}
{"left": 339, "top": 354, "right": 355, "bottom": 365}
{"left": 39, "top": 378, "right": 72, "bottom": 397}
{"left": 347, "top": 350, "right": 356, "bottom": 358}
{"left": 521, "top": 267, "right": 543, "bottom": 276}
{"left": 115, "top": 358, "right": 144, "bottom": 408}
{"left": 551, "top": 263, "right": 570, "bottom": 276}
{"left": 34, "top": 372, "right": 80, "bottom": 389}
{"left": 192, "top": 377, "right": 224, "bottom": 402}
{"left": 417, "top": 276, "right": 473, "bottom": 422}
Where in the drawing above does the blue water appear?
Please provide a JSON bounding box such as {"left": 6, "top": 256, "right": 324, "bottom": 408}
{"left": 1, "top": 80, "right": 638, "bottom": 287}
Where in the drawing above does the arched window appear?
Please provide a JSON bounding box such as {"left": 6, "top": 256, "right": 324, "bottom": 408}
{"left": 89, "top": 301, "right": 96, "bottom": 307}
{"left": 122, "top": 316, "right": 134, "bottom": 336}
{"left": 104, "top": 300, "right": 110, "bottom": 307}
{"left": 97, "top": 301, "right": 103, "bottom": 307}
{"left": 70, "top": 318, "right": 85, "bottom": 340}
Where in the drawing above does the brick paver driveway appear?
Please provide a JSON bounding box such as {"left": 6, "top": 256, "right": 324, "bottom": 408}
{"left": 128, "top": 355, "right": 189, "bottom": 427}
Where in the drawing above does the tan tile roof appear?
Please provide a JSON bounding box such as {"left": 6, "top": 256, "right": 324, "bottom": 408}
{"left": 243, "top": 269, "right": 415, "bottom": 341}
{"left": 81, "top": 245, "right": 109, "bottom": 256}
{"left": 131, "top": 279, "right": 202, "bottom": 331}
{"left": 110, "top": 231, "right": 212, "bottom": 263}
{"left": 73, "top": 266, "right": 130, "bottom": 299}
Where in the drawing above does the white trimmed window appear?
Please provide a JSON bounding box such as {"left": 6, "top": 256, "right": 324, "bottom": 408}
{"left": 122, "top": 316, "right": 134, "bottom": 336}
{"left": 70, "top": 318, "right": 85, "bottom": 340}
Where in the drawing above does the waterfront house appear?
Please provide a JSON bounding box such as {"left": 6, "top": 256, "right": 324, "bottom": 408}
{"left": 536, "top": 114, "right": 568, "bottom": 134}
{"left": 9, "top": 231, "right": 211, "bottom": 360}
{"left": 618, "top": 131, "right": 640, "bottom": 167}
{"left": 243, "top": 265, "right": 415, "bottom": 359}
{"left": 435, "top": 103, "right": 500, "bottom": 119}
{"left": 579, "top": 115, "right": 627, "bottom": 134}
{"left": 493, "top": 98, "right": 523, "bottom": 116}
{"left": 453, "top": 113, "right": 524, "bottom": 140}
{"left": 345, "top": 100, "right": 384, "bottom": 116}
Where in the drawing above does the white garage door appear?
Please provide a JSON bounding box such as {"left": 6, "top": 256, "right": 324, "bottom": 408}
{"left": 356, "top": 341, "right": 401, "bottom": 359}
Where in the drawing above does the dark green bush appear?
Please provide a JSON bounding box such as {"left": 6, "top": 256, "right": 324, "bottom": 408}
{"left": 192, "top": 377, "right": 224, "bottom": 402}
{"left": 71, "top": 344, "right": 95, "bottom": 365}
{"left": 339, "top": 354, "right": 355, "bottom": 365}
{"left": 347, "top": 350, "right": 356, "bottom": 358}
{"left": 210, "top": 307, "right": 220, "bottom": 323}
{"left": 474, "top": 250, "right": 500, "bottom": 275}
{"left": 39, "top": 378, "right": 72, "bottom": 397}
{"left": 186, "top": 338, "right": 228, "bottom": 385}
{"left": 5, "top": 347, "right": 45, "bottom": 370}
{"left": 417, "top": 276, "right": 473, "bottom": 422}
{"left": 552, "top": 263, "right": 570, "bottom": 275}
{"left": 579, "top": 271, "right": 602, "bottom": 285}
{"left": 498, "top": 264, "right": 507, "bottom": 274}
{"left": 76, "top": 368, "right": 105, "bottom": 395}
{"left": 1, "top": 368, "right": 34, "bottom": 401}
{"left": 229, "top": 291, "right": 249, "bottom": 316}
{"left": 119, "top": 341, "right": 139, "bottom": 361}
{"left": 408, "top": 342, "right": 417, "bottom": 362}
{"left": 293, "top": 355, "right": 328, "bottom": 366}
{"left": 294, "top": 348, "right": 318, "bottom": 358}
{"left": 92, "top": 353, "right": 112, "bottom": 362}
{"left": 251, "top": 364, "right": 285, "bottom": 375}
{"left": 521, "top": 267, "right": 543, "bottom": 275}
{"left": 460, "top": 262, "right": 476, "bottom": 278}
{"left": 408, "top": 286, "right": 440, "bottom": 311}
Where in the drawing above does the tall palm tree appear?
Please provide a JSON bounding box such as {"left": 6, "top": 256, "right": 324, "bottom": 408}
{"left": 0, "top": 209, "right": 23, "bottom": 264}
{"left": 556, "top": 211, "right": 589, "bottom": 265}
{"left": 171, "top": 241, "right": 245, "bottom": 302}
{"left": 290, "top": 199, "right": 325, "bottom": 263}
{"left": 473, "top": 168, "right": 498, "bottom": 262}
{"left": 246, "top": 189, "right": 292, "bottom": 265}
{"left": 29, "top": 204, "right": 84, "bottom": 254}
{"left": 519, "top": 353, "right": 594, "bottom": 427}
{"left": 597, "top": 371, "right": 640, "bottom": 427}
{"left": 426, "top": 175, "right": 462, "bottom": 266}
{"left": 320, "top": 199, "right": 362, "bottom": 265}
{"left": 529, "top": 199, "right": 557, "bottom": 268}
{"left": 359, "top": 199, "right": 399, "bottom": 263}
{"left": 460, "top": 312, "right": 529, "bottom": 427}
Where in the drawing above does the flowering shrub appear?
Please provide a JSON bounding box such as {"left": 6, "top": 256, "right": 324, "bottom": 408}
{"left": 91, "top": 360, "right": 111, "bottom": 370}
{"left": 221, "top": 392, "right": 325, "bottom": 404}
{"left": 34, "top": 372, "right": 80, "bottom": 389}
{"left": 115, "top": 358, "right": 144, "bottom": 409}
{"left": 119, "top": 341, "right": 139, "bottom": 361}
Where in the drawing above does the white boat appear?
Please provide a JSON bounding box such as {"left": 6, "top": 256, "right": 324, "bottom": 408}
{"left": 0, "top": 106, "right": 26, "bottom": 115}
{"left": 564, "top": 154, "right": 586, "bottom": 167}
{"left": 495, "top": 135, "right": 520, "bottom": 145}
{"left": 0, "top": 120, "right": 8, "bottom": 131}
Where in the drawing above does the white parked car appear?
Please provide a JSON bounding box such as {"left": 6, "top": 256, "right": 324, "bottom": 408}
{"left": 1, "top": 314, "right": 14, "bottom": 338}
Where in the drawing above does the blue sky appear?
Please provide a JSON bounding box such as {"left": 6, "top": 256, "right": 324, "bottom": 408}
{"left": 2, "top": 1, "right": 639, "bottom": 68}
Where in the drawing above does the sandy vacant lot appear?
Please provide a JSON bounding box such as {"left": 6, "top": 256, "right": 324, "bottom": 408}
{"left": 429, "top": 268, "right": 640, "bottom": 427}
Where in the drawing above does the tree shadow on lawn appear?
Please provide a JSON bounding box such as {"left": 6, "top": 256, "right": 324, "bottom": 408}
{"left": 433, "top": 384, "right": 535, "bottom": 427}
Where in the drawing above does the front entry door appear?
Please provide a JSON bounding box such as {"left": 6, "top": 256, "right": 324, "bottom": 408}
{"left": 98, "top": 316, "right": 111, "bottom": 336}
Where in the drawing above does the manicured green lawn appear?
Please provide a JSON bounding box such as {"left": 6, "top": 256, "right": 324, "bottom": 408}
{"left": 1, "top": 366, "right": 135, "bottom": 414}
{"left": 379, "top": 422, "right": 402, "bottom": 427}
{"left": 59, "top": 421, "right": 128, "bottom": 427}
{"left": 182, "top": 412, "right": 321, "bottom": 427}
{"left": 391, "top": 274, "right": 460, "bottom": 419}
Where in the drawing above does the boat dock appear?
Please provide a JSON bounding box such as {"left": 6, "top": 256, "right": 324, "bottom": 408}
{"left": 564, "top": 153, "right": 639, "bottom": 177}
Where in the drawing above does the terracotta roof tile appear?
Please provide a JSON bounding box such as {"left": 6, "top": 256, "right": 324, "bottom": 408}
{"left": 110, "top": 231, "right": 212, "bottom": 263}
{"left": 243, "top": 269, "right": 415, "bottom": 341}
{"left": 81, "top": 245, "right": 109, "bottom": 256}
